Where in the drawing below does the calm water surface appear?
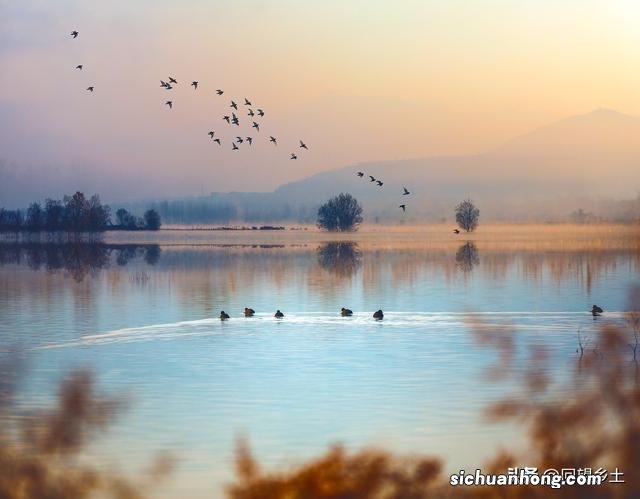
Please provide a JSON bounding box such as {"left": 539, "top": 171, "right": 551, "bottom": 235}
{"left": 1, "top": 225, "right": 638, "bottom": 497}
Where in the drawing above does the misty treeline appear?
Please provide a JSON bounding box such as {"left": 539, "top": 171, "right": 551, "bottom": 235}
{"left": 0, "top": 191, "right": 161, "bottom": 233}
{"left": 123, "top": 192, "right": 640, "bottom": 225}
{"left": 137, "top": 196, "right": 318, "bottom": 225}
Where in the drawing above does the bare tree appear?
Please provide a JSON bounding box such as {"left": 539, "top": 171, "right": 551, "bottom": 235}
{"left": 317, "top": 193, "right": 363, "bottom": 232}
{"left": 455, "top": 198, "right": 480, "bottom": 232}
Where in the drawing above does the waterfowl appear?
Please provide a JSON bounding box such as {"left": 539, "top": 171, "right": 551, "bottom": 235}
{"left": 244, "top": 307, "right": 255, "bottom": 317}
{"left": 341, "top": 307, "right": 353, "bottom": 316}
{"left": 592, "top": 305, "right": 603, "bottom": 316}
{"left": 220, "top": 310, "right": 230, "bottom": 320}
{"left": 373, "top": 309, "right": 384, "bottom": 320}
{"left": 274, "top": 310, "right": 284, "bottom": 318}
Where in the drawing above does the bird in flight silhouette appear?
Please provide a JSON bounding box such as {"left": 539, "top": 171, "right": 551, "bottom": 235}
{"left": 165, "top": 101, "right": 172, "bottom": 109}
{"left": 86, "top": 86, "right": 94, "bottom": 92}
{"left": 223, "top": 115, "right": 230, "bottom": 123}
{"left": 230, "top": 101, "right": 238, "bottom": 110}
{"left": 247, "top": 109, "right": 255, "bottom": 117}
{"left": 191, "top": 81, "right": 198, "bottom": 89}
{"left": 369, "top": 175, "right": 376, "bottom": 182}
{"left": 216, "top": 89, "right": 224, "bottom": 95}
{"left": 208, "top": 131, "right": 215, "bottom": 138}
{"left": 290, "top": 153, "right": 298, "bottom": 160}
{"left": 257, "top": 109, "right": 264, "bottom": 117}
{"left": 403, "top": 187, "right": 410, "bottom": 195}
{"left": 453, "top": 229, "right": 460, "bottom": 234}
{"left": 399, "top": 204, "right": 406, "bottom": 212}
{"left": 231, "top": 113, "right": 239, "bottom": 126}
{"left": 214, "top": 138, "right": 221, "bottom": 145}
{"left": 252, "top": 122, "right": 260, "bottom": 131}
{"left": 232, "top": 143, "right": 239, "bottom": 150}
{"left": 236, "top": 136, "right": 244, "bottom": 144}
{"left": 75, "top": 64, "right": 83, "bottom": 70}
{"left": 376, "top": 180, "right": 383, "bottom": 186}
{"left": 357, "top": 172, "right": 364, "bottom": 177}
{"left": 246, "top": 137, "right": 253, "bottom": 145}
{"left": 244, "top": 98, "right": 252, "bottom": 106}
{"left": 269, "top": 136, "right": 277, "bottom": 145}
{"left": 169, "top": 77, "right": 177, "bottom": 84}
{"left": 70, "top": 30, "right": 79, "bottom": 38}
{"left": 299, "top": 140, "right": 308, "bottom": 149}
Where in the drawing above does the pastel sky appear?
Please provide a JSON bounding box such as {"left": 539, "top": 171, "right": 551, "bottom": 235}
{"left": 1, "top": 0, "right": 639, "bottom": 200}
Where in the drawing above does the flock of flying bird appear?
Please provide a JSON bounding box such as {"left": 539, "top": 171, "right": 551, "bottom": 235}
{"left": 355, "top": 170, "right": 411, "bottom": 213}
{"left": 69, "top": 29, "right": 453, "bottom": 220}
{"left": 69, "top": 29, "right": 309, "bottom": 161}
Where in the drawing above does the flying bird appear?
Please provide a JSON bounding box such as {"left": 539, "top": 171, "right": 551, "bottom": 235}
{"left": 376, "top": 180, "right": 383, "bottom": 186}
{"left": 230, "top": 101, "right": 238, "bottom": 110}
{"left": 246, "top": 137, "right": 253, "bottom": 145}
{"left": 191, "top": 81, "right": 198, "bottom": 89}
{"left": 165, "top": 101, "right": 172, "bottom": 108}
{"left": 247, "top": 109, "right": 255, "bottom": 117}
{"left": 208, "top": 131, "right": 215, "bottom": 138}
{"left": 403, "top": 187, "right": 410, "bottom": 195}
{"left": 70, "top": 30, "right": 78, "bottom": 38}
{"left": 213, "top": 138, "right": 221, "bottom": 145}
{"left": 223, "top": 115, "right": 230, "bottom": 123}
{"left": 399, "top": 204, "right": 406, "bottom": 212}
{"left": 369, "top": 176, "right": 376, "bottom": 182}
{"left": 252, "top": 122, "right": 260, "bottom": 131}
{"left": 357, "top": 171, "right": 364, "bottom": 177}
{"left": 75, "top": 64, "right": 83, "bottom": 70}
{"left": 453, "top": 229, "right": 460, "bottom": 234}
{"left": 299, "top": 140, "right": 308, "bottom": 149}
{"left": 216, "top": 89, "right": 224, "bottom": 95}
{"left": 86, "top": 86, "right": 94, "bottom": 92}
{"left": 290, "top": 153, "right": 297, "bottom": 160}
{"left": 168, "top": 77, "right": 177, "bottom": 84}
{"left": 232, "top": 143, "right": 239, "bottom": 150}
{"left": 236, "top": 136, "right": 244, "bottom": 144}
{"left": 165, "top": 84, "right": 173, "bottom": 90}
{"left": 269, "top": 136, "right": 277, "bottom": 145}
{"left": 231, "top": 113, "right": 239, "bottom": 126}
{"left": 244, "top": 98, "right": 252, "bottom": 106}
{"left": 160, "top": 80, "right": 168, "bottom": 87}
{"left": 257, "top": 109, "right": 264, "bottom": 117}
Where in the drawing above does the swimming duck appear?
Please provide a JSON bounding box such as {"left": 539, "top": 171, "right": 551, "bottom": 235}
{"left": 244, "top": 307, "right": 255, "bottom": 317}
{"left": 341, "top": 307, "right": 353, "bottom": 316}
{"left": 373, "top": 309, "right": 384, "bottom": 320}
{"left": 220, "top": 311, "right": 230, "bottom": 320}
{"left": 274, "top": 310, "right": 284, "bottom": 318}
{"left": 591, "top": 305, "right": 603, "bottom": 316}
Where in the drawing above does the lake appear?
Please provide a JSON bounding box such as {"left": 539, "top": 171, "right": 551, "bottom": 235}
{"left": 1, "top": 224, "right": 638, "bottom": 497}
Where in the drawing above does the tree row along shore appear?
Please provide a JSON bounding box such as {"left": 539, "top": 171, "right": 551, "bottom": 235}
{"left": 0, "top": 191, "right": 160, "bottom": 233}
{"left": 0, "top": 191, "right": 482, "bottom": 234}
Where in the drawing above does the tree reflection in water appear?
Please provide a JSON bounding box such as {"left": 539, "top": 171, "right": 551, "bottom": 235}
{"left": 455, "top": 241, "right": 480, "bottom": 273}
{"left": 317, "top": 242, "right": 362, "bottom": 277}
{"left": 0, "top": 243, "right": 161, "bottom": 282}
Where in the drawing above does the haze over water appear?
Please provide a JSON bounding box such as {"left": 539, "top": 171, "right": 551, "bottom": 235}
{"left": 2, "top": 225, "right": 638, "bottom": 497}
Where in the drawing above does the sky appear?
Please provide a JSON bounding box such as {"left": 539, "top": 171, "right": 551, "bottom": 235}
{"left": 1, "top": 0, "right": 639, "bottom": 202}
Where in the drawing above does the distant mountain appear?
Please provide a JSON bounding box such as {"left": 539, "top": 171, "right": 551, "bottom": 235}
{"left": 271, "top": 109, "right": 640, "bottom": 220}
